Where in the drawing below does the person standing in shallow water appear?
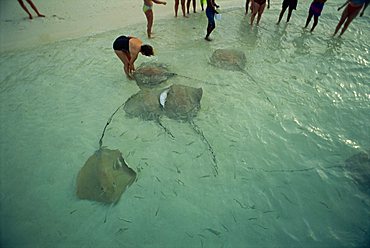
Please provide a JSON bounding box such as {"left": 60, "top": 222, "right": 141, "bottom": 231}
{"left": 17, "top": 0, "right": 45, "bottom": 19}
{"left": 250, "top": 0, "right": 270, "bottom": 26}
{"left": 245, "top": 0, "right": 251, "bottom": 14}
{"left": 187, "top": 0, "right": 197, "bottom": 14}
{"left": 333, "top": 0, "right": 369, "bottom": 36}
{"left": 277, "top": 0, "right": 298, "bottom": 24}
{"left": 143, "top": 0, "right": 167, "bottom": 38}
{"left": 205, "top": 0, "right": 219, "bottom": 41}
{"left": 113, "top": 35, "right": 154, "bottom": 79}
{"left": 304, "top": 0, "right": 326, "bottom": 32}
{"left": 175, "top": 0, "right": 187, "bottom": 17}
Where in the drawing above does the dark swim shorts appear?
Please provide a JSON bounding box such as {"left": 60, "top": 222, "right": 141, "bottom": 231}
{"left": 113, "top": 36, "right": 131, "bottom": 52}
{"left": 206, "top": 7, "right": 216, "bottom": 27}
{"left": 282, "top": 0, "right": 298, "bottom": 10}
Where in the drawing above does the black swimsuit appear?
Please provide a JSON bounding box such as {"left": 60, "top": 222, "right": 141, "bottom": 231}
{"left": 113, "top": 36, "right": 131, "bottom": 52}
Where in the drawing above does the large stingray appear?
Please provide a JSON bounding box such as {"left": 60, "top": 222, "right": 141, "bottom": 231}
{"left": 124, "top": 84, "right": 219, "bottom": 176}
{"left": 76, "top": 148, "right": 137, "bottom": 204}
{"left": 163, "top": 84, "right": 202, "bottom": 121}
{"left": 210, "top": 49, "right": 247, "bottom": 72}
{"left": 344, "top": 150, "right": 370, "bottom": 195}
{"left": 133, "top": 62, "right": 176, "bottom": 89}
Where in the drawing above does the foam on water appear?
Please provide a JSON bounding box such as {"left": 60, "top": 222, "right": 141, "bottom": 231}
{"left": 0, "top": 3, "right": 369, "bottom": 248}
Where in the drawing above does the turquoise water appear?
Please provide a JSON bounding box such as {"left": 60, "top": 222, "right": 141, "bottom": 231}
{"left": 1, "top": 2, "right": 369, "bottom": 248}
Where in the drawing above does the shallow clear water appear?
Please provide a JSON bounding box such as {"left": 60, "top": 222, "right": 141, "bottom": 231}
{"left": 1, "top": 2, "right": 370, "bottom": 248}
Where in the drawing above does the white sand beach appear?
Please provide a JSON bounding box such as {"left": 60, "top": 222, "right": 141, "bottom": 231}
{"left": 0, "top": 0, "right": 240, "bottom": 52}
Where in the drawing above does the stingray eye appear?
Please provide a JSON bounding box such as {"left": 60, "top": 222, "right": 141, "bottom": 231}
{"left": 100, "top": 187, "right": 105, "bottom": 191}
{"left": 113, "top": 182, "right": 117, "bottom": 188}
{"left": 114, "top": 158, "right": 123, "bottom": 170}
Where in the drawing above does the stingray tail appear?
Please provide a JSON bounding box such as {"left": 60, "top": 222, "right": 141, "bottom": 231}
{"left": 243, "top": 71, "right": 277, "bottom": 110}
{"left": 99, "top": 102, "right": 126, "bottom": 149}
{"left": 175, "top": 73, "right": 207, "bottom": 84}
{"left": 156, "top": 119, "right": 175, "bottom": 139}
{"left": 190, "top": 120, "right": 218, "bottom": 176}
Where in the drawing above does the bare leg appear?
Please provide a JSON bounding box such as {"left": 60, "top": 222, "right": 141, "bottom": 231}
{"left": 193, "top": 0, "right": 196, "bottom": 13}
{"left": 245, "top": 0, "right": 251, "bottom": 14}
{"left": 144, "top": 9, "right": 154, "bottom": 38}
{"left": 201, "top": 0, "right": 204, "bottom": 11}
{"left": 304, "top": 12, "right": 313, "bottom": 28}
{"left": 334, "top": 6, "right": 349, "bottom": 35}
{"left": 310, "top": 16, "right": 319, "bottom": 32}
{"left": 256, "top": 3, "right": 266, "bottom": 25}
{"left": 250, "top": 2, "right": 259, "bottom": 25}
{"left": 18, "top": 0, "right": 33, "bottom": 19}
{"left": 286, "top": 8, "right": 294, "bottom": 22}
{"left": 175, "top": 0, "right": 179, "bottom": 17}
{"left": 277, "top": 6, "right": 288, "bottom": 24}
{"left": 187, "top": 0, "right": 191, "bottom": 14}
{"left": 26, "top": 0, "right": 45, "bottom": 17}
{"left": 181, "top": 0, "right": 187, "bottom": 17}
{"left": 114, "top": 50, "right": 132, "bottom": 79}
{"left": 340, "top": 7, "right": 361, "bottom": 36}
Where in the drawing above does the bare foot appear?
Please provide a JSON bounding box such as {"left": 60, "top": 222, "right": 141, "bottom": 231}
{"left": 205, "top": 37, "right": 212, "bottom": 41}
{"left": 37, "top": 14, "right": 45, "bottom": 18}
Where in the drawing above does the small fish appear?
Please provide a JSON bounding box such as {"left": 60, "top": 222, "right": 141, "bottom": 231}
{"left": 199, "top": 175, "right": 211, "bottom": 178}
{"left": 186, "top": 141, "right": 195, "bottom": 146}
{"left": 221, "top": 224, "right": 229, "bottom": 232}
{"left": 176, "top": 179, "right": 185, "bottom": 186}
{"left": 119, "top": 218, "right": 132, "bottom": 223}
{"left": 206, "top": 228, "right": 221, "bottom": 236}
{"left": 319, "top": 201, "right": 330, "bottom": 209}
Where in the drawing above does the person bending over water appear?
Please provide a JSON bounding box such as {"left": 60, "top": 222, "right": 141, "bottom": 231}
{"left": 334, "top": 0, "right": 369, "bottom": 36}
{"left": 205, "top": 0, "right": 219, "bottom": 41}
{"left": 250, "top": 0, "right": 270, "bottom": 26}
{"left": 113, "top": 35, "right": 154, "bottom": 79}
{"left": 143, "top": 0, "right": 167, "bottom": 38}
{"left": 304, "top": 0, "right": 327, "bottom": 32}
{"left": 277, "top": 0, "right": 298, "bottom": 24}
{"left": 18, "top": 0, "right": 45, "bottom": 19}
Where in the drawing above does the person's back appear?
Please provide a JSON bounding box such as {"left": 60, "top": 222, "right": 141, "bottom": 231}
{"left": 113, "top": 35, "right": 154, "bottom": 79}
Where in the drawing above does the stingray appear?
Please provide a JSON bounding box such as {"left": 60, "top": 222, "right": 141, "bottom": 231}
{"left": 76, "top": 148, "right": 136, "bottom": 204}
{"left": 124, "top": 84, "right": 219, "bottom": 176}
{"left": 344, "top": 149, "right": 370, "bottom": 195}
{"left": 210, "top": 49, "right": 247, "bottom": 72}
{"left": 123, "top": 88, "right": 174, "bottom": 138}
{"left": 133, "top": 62, "right": 176, "bottom": 89}
{"left": 163, "top": 84, "right": 203, "bottom": 121}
